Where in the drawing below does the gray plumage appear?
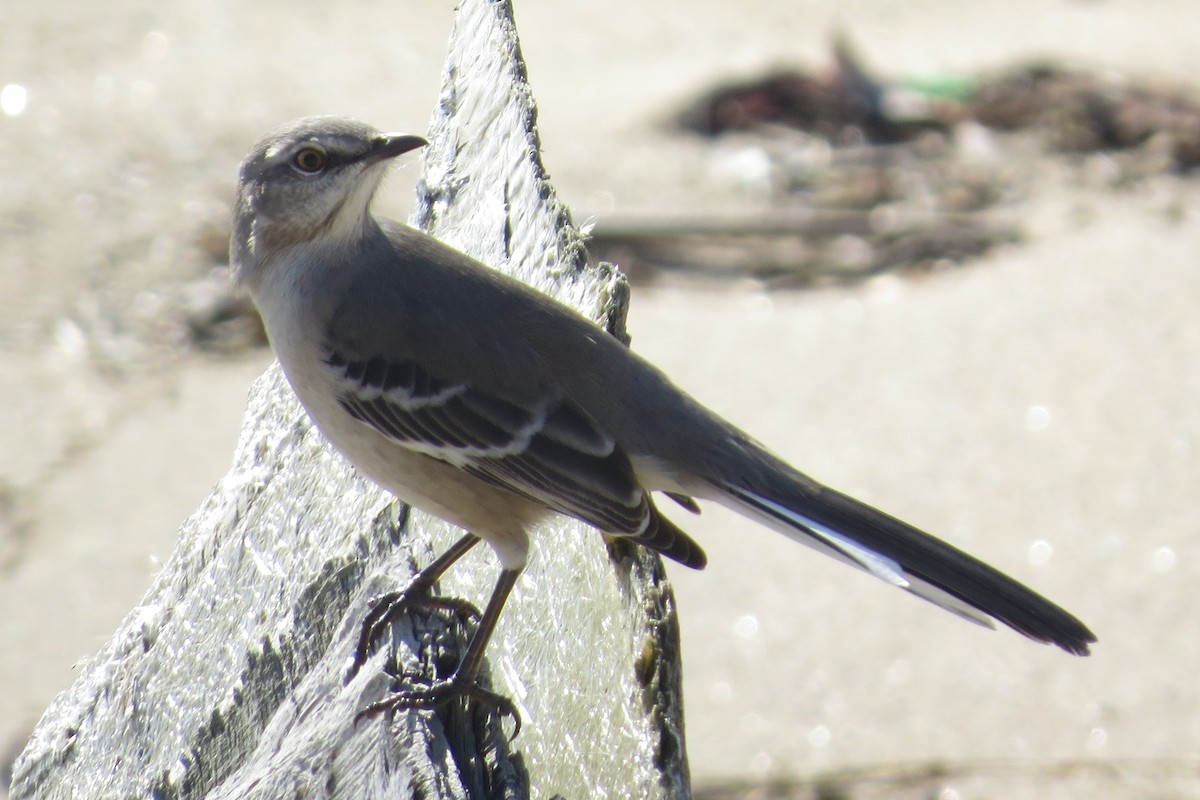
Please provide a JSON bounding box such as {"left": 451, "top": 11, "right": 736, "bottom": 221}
{"left": 231, "top": 116, "right": 1095, "bottom": 680}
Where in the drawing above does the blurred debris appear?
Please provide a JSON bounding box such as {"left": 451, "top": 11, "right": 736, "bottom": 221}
{"left": 173, "top": 209, "right": 266, "bottom": 353}
{"left": 678, "top": 35, "right": 1200, "bottom": 170}
{"left": 677, "top": 32, "right": 966, "bottom": 146}
{"left": 175, "top": 266, "right": 266, "bottom": 353}
{"left": 38, "top": 213, "right": 264, "bottom": 371}
{"left": 40, "top": 261, "right": 262, "bottom": 380}
{"left": 603, "top": 33, "right": 1200, "bottom": 287}
{"left": 971, "top": 62, "right": 1200, "bottom": 170}
{"left": 591, "top": 209, "right": 1018, "bottom": 288}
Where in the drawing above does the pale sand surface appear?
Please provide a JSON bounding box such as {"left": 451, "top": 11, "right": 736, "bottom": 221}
{"left": 2, "top": 1, "right": 1198, "bottom": 795}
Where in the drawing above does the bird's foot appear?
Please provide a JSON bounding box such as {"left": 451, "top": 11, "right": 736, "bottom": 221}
{"left": 357, "top": 674, "right": 522, "bottom": 740}
{"left": 347, "top": 587, "right": 482, "bottom": 681}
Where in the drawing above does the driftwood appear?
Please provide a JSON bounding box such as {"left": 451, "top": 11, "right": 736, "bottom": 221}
{"left": 10, "top": 1, "right": 690, "bottom": 797}
{"left": 589, "top": 209, "right": 1020, "bottom": 286}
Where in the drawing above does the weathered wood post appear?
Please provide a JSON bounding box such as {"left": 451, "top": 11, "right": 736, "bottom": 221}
{"left": 11, "top": 1, "right": 692, "bottom": 797}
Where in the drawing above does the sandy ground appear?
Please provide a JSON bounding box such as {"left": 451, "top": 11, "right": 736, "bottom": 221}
{"left": 2, "top": 1, "right": 1199, "bottom": 796}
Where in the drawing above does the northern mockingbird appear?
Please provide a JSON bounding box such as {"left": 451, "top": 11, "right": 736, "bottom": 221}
{"left": 231, "top": 116, "right": 1094, "bottom": 719}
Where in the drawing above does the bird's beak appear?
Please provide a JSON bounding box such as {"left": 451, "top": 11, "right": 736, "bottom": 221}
{"left": 365, "top": 132, "right": 429, "bottom": 165}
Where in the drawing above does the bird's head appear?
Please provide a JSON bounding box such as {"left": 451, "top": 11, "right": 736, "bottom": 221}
{"left": 229, "top": 116, "right": 427, "bottom": 290}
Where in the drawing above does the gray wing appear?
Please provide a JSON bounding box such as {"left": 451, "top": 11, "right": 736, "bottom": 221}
{"left": 323, "top": 350, "right": 707, "bottom": 569}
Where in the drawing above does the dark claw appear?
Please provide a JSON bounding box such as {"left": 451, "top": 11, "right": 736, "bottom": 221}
{"left": 355, "top": 678, "right": 522, "bottom": 740}
{"left": 347, "top": 540, "right": 521, "bottom": 738}
{"left": 469, "top": 685, "right": 522, "bottom": 741}
{"left": 423, "top": 595, "right": 483, "bottom": 623}
{"left": 351, "top": 589, "right": 408, "bottom": 671}
{"left": 348, "top": 589, "right": 483, "bottom": 681}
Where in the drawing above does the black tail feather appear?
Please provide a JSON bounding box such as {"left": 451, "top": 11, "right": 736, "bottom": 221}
{"left": 726, "top": 479, "right": 1095, "bottom": 656}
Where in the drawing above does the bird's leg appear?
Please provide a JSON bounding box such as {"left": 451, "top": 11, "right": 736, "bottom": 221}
{"left": 358, "top": 566, "right": 523, "bottom": 737}
{"left": 350, "top": 533, "right": 482, "bottom": 676}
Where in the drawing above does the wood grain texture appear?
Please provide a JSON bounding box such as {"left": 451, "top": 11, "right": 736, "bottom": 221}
{"left": 10, "top": 1, "right": 689, "bottom": 797}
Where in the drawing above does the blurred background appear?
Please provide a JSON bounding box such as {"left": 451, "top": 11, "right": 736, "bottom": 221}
{"left": 2, "top": 1, "right": 1198, "bottom": 796}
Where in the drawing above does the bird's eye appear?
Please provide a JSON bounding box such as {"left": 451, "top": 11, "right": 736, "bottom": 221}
{"left": 292, "top": 146, "right": 327, "bottom": 173}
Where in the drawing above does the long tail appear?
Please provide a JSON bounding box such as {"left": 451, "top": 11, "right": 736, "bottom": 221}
{"left": 717, "top": 468, "right": 1096, "bottom": 656}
